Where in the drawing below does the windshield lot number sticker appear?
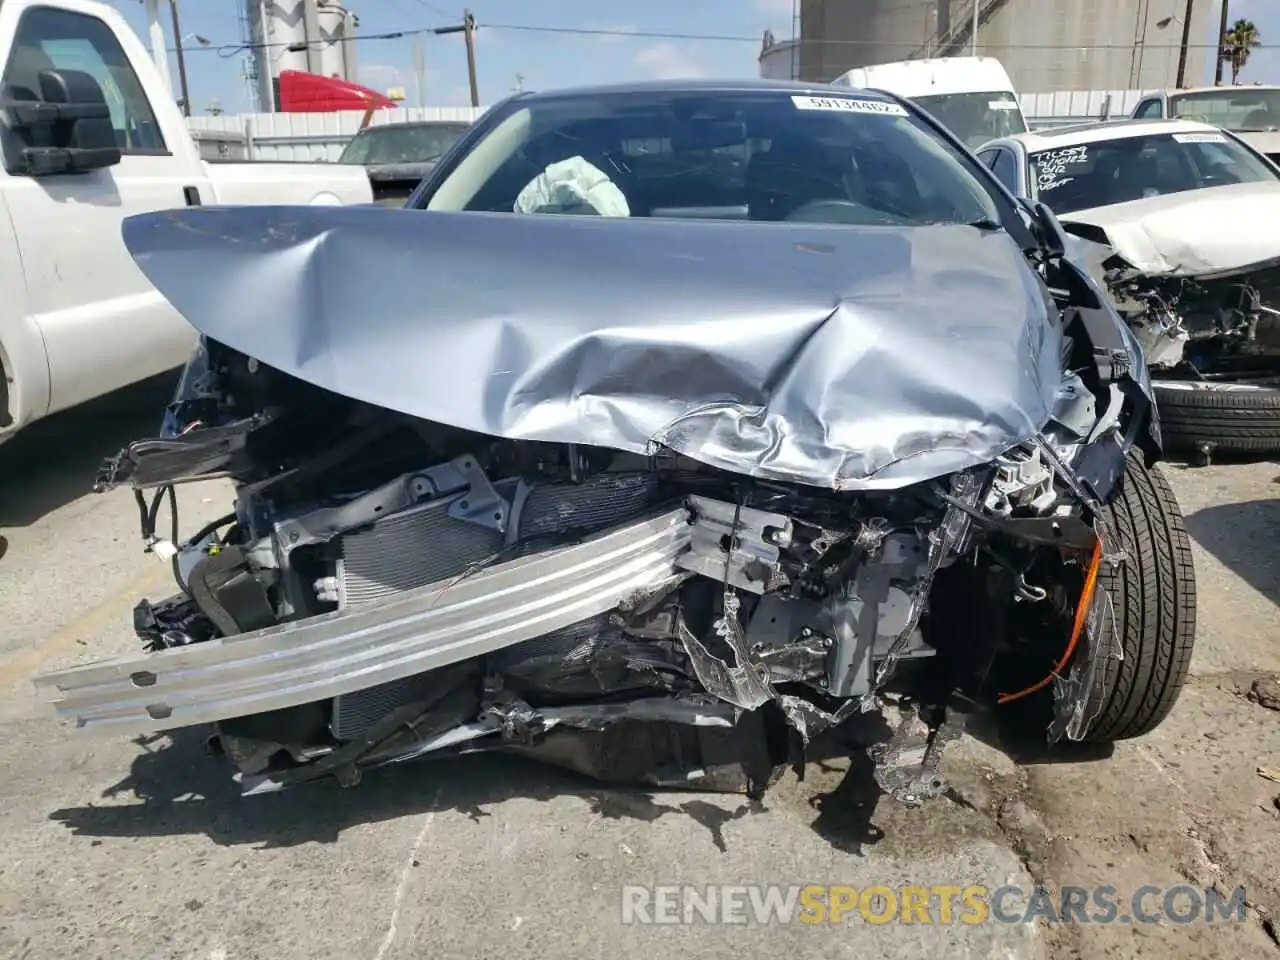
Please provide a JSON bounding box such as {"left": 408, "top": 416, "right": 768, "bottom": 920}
{"left": 1036, "top": 145, "right": 1088, "bottom": 193}
{"left": 988, "top": 100, "right": 1020, "bottom": 110}
{"left": 792, "top": 95, "right": 908, "bottom": 117}
{"left": 1172, "top": 131, "right": 1227, "bottom": 144}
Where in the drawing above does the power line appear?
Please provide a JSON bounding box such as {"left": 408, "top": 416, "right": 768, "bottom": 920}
{"left": 409, "top": 0, "right": 461, "bottom": 20}
{"left": 177, "top": 20, "right": 1234, "bottom": 56}
{"left": 481, "top": 24, "right": 1228, "bottom": 51}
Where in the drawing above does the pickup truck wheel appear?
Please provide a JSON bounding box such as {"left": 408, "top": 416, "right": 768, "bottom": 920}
{"left": 1079, "top": 453, "right": 1197, "bottom": 742}
{"left": 1152, "top": 379, "right": 1280, "bottom": 461}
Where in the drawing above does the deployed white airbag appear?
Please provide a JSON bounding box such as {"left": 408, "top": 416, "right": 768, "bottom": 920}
{"left": 514, "top": 156, "right": 631, "bottom": 217}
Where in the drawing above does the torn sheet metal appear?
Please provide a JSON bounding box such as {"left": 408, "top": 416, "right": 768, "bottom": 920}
{"left": 240, "top": 695, "right": 765, "bottom": 797}
{"left": 869, "top": 709, "right": 965, "bottom": 805}
{"left": 121, "top": 204, "right": 1065, "bottom": 491}
{"left": 1049, "top": 572, "right": 1121, "bottom": 744}
{"left": 677, "top": 593, "right": 775, "bottom": 711}
{"left": 1061, "top": 181, "right": 1280, "bottom": 277}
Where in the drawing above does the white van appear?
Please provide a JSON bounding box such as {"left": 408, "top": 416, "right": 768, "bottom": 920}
{"left": 832, "top": 56, "right": 1027, "bottom": 150}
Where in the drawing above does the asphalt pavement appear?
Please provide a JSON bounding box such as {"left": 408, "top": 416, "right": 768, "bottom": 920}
{"left": 0, "top": 377, "right": 1276, "bottom": 960}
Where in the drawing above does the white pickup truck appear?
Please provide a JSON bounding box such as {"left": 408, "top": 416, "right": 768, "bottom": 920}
{"left": 1130, "top": 85, "right": 1280, "bottom": 164}
{"left": 0, "top": 0, "right": 372, "bottom": 444}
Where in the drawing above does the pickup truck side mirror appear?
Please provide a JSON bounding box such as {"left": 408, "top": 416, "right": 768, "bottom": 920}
{"left": 2, "top": 69, "right": 121, "bottom": 177}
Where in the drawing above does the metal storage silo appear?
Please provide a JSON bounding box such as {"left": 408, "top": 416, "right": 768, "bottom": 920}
{"left": 977, "top": 0, "right": 1209, "bottom": 93}
{"left": 799, "top": 0, "right": 945, "bottom": 81}
{"left": 243, "top": 0, "right": 307, "bottom": 111}
{"left": 243, "top": 0, "right": 360, "bottom": 111}
{"left": 316, "top": 1, "right": 358, "bottom": 80}
{"left": 800, "top": 0, "right": 1213, "bottom": 93}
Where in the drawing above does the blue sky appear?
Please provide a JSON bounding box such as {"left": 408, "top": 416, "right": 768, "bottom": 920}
{"left": 106, "top": 0, "right": 1278, "bottom": 115}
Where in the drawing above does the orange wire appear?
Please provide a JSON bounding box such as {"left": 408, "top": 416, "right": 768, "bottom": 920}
{"left": 997, "top": 535, "right": 1105, "bottom": 705}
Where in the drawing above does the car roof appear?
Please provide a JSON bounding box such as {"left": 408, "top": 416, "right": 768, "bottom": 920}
{"left": 1167, "top": 84, "right": 1280, "bottom": 96}
{"left": 1000, "top": 118, "right": 1222, "bottom": 151}
{"left": 513, "top": 78, "right": 906, "bottom": 103}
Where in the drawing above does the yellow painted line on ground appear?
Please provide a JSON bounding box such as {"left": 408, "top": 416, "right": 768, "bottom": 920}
{"left": 0, "top": 560, "right": 173, "bottom": 685}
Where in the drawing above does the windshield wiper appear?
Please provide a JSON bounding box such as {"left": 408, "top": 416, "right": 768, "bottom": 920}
{"left": 966, "top": 217, "right": 1003, "bottom": 231}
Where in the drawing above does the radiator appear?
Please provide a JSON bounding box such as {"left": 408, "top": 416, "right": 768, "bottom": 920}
{"left": 330, "top": 497, "right": 502, "bottom": 739}
{"left": 329, "top": 473, "right": 667, "bottom": 740}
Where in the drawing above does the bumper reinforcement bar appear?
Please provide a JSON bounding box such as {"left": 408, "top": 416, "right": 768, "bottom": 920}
{"left": 34, "top": 508, "right": 692, "bottom": 736}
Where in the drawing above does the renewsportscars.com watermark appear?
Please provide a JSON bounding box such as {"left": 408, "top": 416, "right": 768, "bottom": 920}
{"left": 621, "top": 884, "right": 1248, "bottom": 926}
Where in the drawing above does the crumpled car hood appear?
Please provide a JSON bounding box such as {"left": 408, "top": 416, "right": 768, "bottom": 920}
{"left": 1061, "top": 180, "right": 1280, "bottom": 276}
{"left": 121, "top": 206, "right": 1063, "bottom": 491}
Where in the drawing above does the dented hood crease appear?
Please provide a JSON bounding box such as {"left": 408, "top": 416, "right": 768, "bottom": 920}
{"left": 122, "top": 206, "right": 1063, "bottom": 490}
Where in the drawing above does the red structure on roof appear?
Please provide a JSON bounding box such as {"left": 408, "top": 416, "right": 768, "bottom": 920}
{"left": 276, "top": 69, "right": 398, "bottom": 113}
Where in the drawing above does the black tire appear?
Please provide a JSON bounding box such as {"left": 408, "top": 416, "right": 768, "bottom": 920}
{"left": 1081, "top": 453, "right": 1197, "bottom": 742}
{"left": 1152, "top": 379, "right": 1280, "bottom": 456}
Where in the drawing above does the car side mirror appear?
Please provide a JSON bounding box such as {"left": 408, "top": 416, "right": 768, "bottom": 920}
{"left": 2, "top": 68, "right": 122, "bottom": 176}
{"left": 1017, "top": 196, "right": 1066, "bottom": 260}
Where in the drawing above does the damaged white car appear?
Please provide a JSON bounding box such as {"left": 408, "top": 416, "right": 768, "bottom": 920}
{"left": 37, "top": 81, "right": 1196, "bottom": 803}
{"left": 978, "top": 119, "right": 1280, "bottom": 461}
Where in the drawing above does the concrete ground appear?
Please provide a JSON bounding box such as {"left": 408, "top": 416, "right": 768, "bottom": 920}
{"left": 0, "top": 375, "right": 1276, "bottom": 960}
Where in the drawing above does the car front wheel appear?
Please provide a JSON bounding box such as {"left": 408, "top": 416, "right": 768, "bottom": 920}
{"left": 1080, "top": 452, "right": 1197, "bottom": 742}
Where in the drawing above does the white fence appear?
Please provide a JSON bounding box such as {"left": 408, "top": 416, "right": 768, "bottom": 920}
{"left": 183, "top": 91, "right": 1147, "bottom": 162}
{"left": 187, "top": 106, "right": 489, "bottom": 162}
{"left": 1021, "top": 89, "right": 1147, "bottom": 129}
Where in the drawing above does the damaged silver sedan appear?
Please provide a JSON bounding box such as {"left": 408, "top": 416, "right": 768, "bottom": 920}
{"left": 36, "top": 81, "right": 1197, "bottom": 803}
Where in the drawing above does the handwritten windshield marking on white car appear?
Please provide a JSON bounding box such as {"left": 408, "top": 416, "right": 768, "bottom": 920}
{"left": 988, "top": 101, "right": 1020, "bottom": 110}
{"left": 790, "top": 95, "right": 908, "bottom": 116}
{"left": 1036, "top": 145, "right": 1089, "bottom": 192}
{"left": 1171, "top": 132, "right": 1228, "bottom": 144}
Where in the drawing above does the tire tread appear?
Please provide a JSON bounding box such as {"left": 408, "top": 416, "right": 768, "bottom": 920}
{"left": 1083, "top": 455, "right": 1197, "bottom": 742}
{"left": 1153, "top": 382, "right": 1280, "bottom": 454}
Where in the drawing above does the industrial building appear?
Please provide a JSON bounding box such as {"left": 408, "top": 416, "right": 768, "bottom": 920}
{"left": 761, "top": 0, "right": 1218, "bottom": 93}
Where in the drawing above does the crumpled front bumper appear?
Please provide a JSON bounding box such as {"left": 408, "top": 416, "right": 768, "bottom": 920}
{"left": 34, "top": 508, "right": 692, "bottom": 737}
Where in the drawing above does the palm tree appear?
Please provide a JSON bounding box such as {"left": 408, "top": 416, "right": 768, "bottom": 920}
{"left": 1221, "top": 19, "right": 1262, "bottom": 84}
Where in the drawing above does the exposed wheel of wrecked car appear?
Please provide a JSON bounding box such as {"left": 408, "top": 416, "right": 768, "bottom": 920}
{"left": 1151, "top": 379, "right": 1280, "bottom": 459}
{"left": 1078, "top": 453, "right": 1197, "bottom": 742}
{"left": 36, "top": 81, "right": 1192, "bottom": 806}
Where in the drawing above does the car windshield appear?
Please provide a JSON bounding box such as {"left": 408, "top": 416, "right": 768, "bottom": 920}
{"left": 422, "top": 89, "right": 1002, "bottom": 228}
{"left": 1169, "top": 89, "right": 1280, "bottom": 131}
{"left": 912, "top": 90, "right": 1027, "bottom": 149}
{"left": 1028, "top": 131, "right": 1280, "bottom": 214}
{"left": 339, "top": 123, "right": 470, "bottom": 164}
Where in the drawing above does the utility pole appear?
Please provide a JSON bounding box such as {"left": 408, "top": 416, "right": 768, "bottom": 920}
{"left": 463, "top": 11, "right": 478, "bottom": 107}
{"left": 411, "top": 33, "right": 426, "bottom": 107}
{"left": 1175, "top": 0, "right": 1195, "bottom": 88}
{"left": 168, "top": 0, "right": 191, "bottom": 117}
{"left": 971, "top": 0, "right": 979, "bottom": 55}
{"left": 434, "top": 11, "right": 479, "bottom": 108}
{"left": 1214, "top": 0, "right": 1230, "bottom": 85}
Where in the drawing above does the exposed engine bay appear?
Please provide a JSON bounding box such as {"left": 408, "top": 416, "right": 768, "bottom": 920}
{"left": 48, "top": 316, "right": 1141, "bottom": 804}
{"left": 1098, "top": 255, "right": 1280, "bottom": 377}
